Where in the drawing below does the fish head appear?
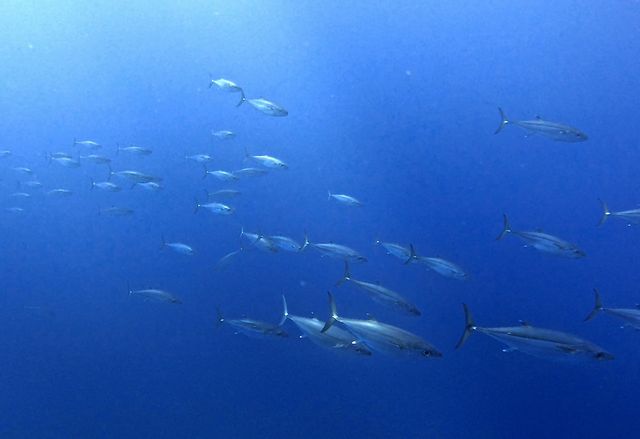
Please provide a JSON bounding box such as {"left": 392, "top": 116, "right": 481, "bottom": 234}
{"left": 408, "top": 307, "right": 422, "bottom": 317}
{"left": 574, "top": 131, "right": 588, "bottom": 141}
{"left": 592, "top": 351, "right": 614, "bottom": 361}
{"left": 171, "top": 298, "right": 183, "bottom": 304}
{"left": 571, "top": 248, "right": 587, "bottom": 258}
{"left": 421, "top": 347, "right": 443, "bottom": 358}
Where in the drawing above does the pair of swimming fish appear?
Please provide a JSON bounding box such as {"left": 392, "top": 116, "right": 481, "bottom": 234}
{"left": 209, "top": 77, "right": 288, "bottom": 116}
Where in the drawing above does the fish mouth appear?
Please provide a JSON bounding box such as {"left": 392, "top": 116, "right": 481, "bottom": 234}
{"left": 423, "top": 350, "right": 443, "bottom": 358}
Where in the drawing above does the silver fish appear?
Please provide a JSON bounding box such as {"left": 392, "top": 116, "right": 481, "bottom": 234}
{"left": 322, "top": 292, "right": 441, "bottom": 358}
{"left": 585, "top": 289, "right": 640, "bottom": 329}
{"left": 497, "top": 214, "right": 586, "bottom": 258}
{"left": 207, "top": 189, "right": 241, "bottom": 199}
{"left": 117, "top": 145, "right": 152, "bottom": 156}
{"left": 407, "top": 245, "right": 468, "bottom": 281}
{"left": 186, "top": 154, "right": 213, "bottom": 163}
{"left": 100, "top": 206, "right": 134, "bottom": 216}
{"left": 110, "top": 169, "right": 161, "bottom": 184}
{"left": 328, "top": 191, "right": 362, "bottom": 207}
{"left": 48, "top": 152, "right": 73, "bottom": 160}
{"left": 302, "top": 234, "right": 367, "bottom": 263}
{"left": 80, "top": 154, "right": 111, "bottom": 165}
{"left": 268, "top": 235, "right": 302, "bottom": 252}
{"left": 73, "top": 139, "right": 101, "bottom": 149}
{"left": 13, "top": 167, "right": 33, "bottom": 175}
{"left": 209, "top": 77, "right": 245, "bottom": 106}
{"left": 239, "top": 97, "right": 288, "bottom": 116}
{"left": 495, "top": 108, "right": 587, "bottom": 142}
{"left": 91, "top": 180, "right": 121, "bottom": 192}
{"left": 22, "top": 181, "right": 43, "bottom": 189}
{"left": 233, "top": 167, "right": 269, "bottom": 178}
{"left": 52, "top": 157, "right": 81, "bottom": 168}
{"left": 129, "top": 285, "right": 181, "bottom": 304}
{"left": 135, "top": 182, "right": 163, "bottom": 191}
{"left": 214, "top": 248, "right": 243, "bottom": 271}
{"left": 46, "top": 189, "right": 73, "bottom": 197}
{"left": 337, "top": 262, "right": 420, "bottom": 316}
{"left": 161, "top": 235, "right": 194, "bottom": 255}
{"left": 5, "top": 207, "right": 24, "bottom": 213}
{"left": 211, "top": 130, "right": 236, "bottom": 140}
{"left": 598, "top": 199, "right": 640, "bottom": 226}
{"left": 245, "top": 148, "right": 288, "bottom": 169}
{"left": 375, "top": 240, "right": 413, "bottom": 262}
{"left": 240, "top": 228, "right": 278, "bottom": 253}
{"left": 280, "top": 296, "right": 371, "bottom": 356}
{"left": 203, "top": 168, "right": 238, "bottom": 181}
{"left": 194, "top": 201, "right": 234, "bottom": 215}
{"left": 456, "top": 304, "right": 613, "bottom": 361}
{"left": 217, "top": 308, "right": 287, "bottom": 338}
{"left": 10, "top": 192, "right": 31, "bottom": 198}
{"left": 0, "top": 150, "right": 12, "bottom": 157}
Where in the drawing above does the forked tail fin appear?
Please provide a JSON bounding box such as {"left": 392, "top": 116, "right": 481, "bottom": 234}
{"left": 494, "top": 107, "right": 509, "bottom": 134}
{"left": 321, "top": 292, "right": 339, "bottom": 333}
{"left": 279, "top": 295, "right": 289, "bottom": 326}
{"left": 584, "top": 288, "right": 605, "bottom": 321}
{"left": 496, "top": 214, "right": 512, "bottom": 240}
{"left": 598, "top": 199, "right": 611, "bottom": 226}
{"left": 455, "top": 303, "right": 476, "bottom": 349}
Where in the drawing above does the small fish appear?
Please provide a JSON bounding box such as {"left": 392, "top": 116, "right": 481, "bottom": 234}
{"left": 46, "top": 189, "right": 73, "bottom": 197}
{"left": 10, "top": 192, "right": 31, "bottom": 198}
{"left": 244, "top": 148, "right": 288, "bottom": 169}
{"left": 117, "top": 145, "right": 152, "bottom": 156}
{"left": 241, "top": 228, "right": 279, "bottom": 253}
{"left": 5, "top": 207, "right": 24, "bottom": 213}
{"left": 51, "top": 157, "right": 81, "bottom": 168}
{"left": 48, "top": 152, "right": 73, "bottom": 160}
{"left": 280, "top": 295, "right": 372, "bottom": 356}
{"left": 91, "top": 180, "right": 121, "bottom": 192}
{"left": 13, "top": 167, "right": 33, "bottom": 175}
{"left": 206, "top": 189, "right": 241, "bottom": 199}
{"left": 100, "top": 206, "right": 134, "bottom": 216}
{"left": 337, "top": 262, "right": 420, "bottom": 316}
{"left": 456, "top": 304, "right": 613, "bottom": 361}
{"left": 585, "top": 289, "right": 640, "bottom": 329}
{"left": 194, "top": 200, "right": 234, "bottom": 215}
{"left": 302, "top": 234, "right": 367, "bottom": 263}
{"left": 375, "top": 240, "right": 413, "bottom": 262}
{"left": 494, "top": 108, "right": 587, "bottom": 142}
{"left": 497, "top": 214, "right": 586, "bottom": 258}
{"left": 268, "top": 235, "right": 303, "bottom": 252}
{"left": 598, "top": 199, "right": 640, "bottom": 226}
{"left": 209, "top": 77, "right": 245, "bottom": 106}
{"left": 217, "top": 308, "right": 287, "bottom": 338}
{"left": 238, "top": 97, "right": 288, "bottom": 117}
{"left": 407, "top": 245, "right": 468, "bottom": 280}
{"left": 203, "top": 168, "right": 238, "bottom": 181}
{"left": 233, "top": 167, "right": 269, "bottom": 178}
{"left": 322, "top": 292, "right": 441, "bottom": 358}
{"left": 22, "top": 180, "right": 43, "bottom": 189}
{"left": 328, "top": 191, "right": 363, "bottom": 207}
{"left": 135, "top": 182, "right": 163, "bottom": 191}
{"left": 80, "top": 154, "right": 111, "bottom": 165}
{"left": 214, "top": 248, "right": 243, "bottom": 271}
{"left": 186, "top": 154, "right": 213, "bottom": 163}
{"left": 0, "top": 150, "right": 12, "bottom": 157}
{"left": 73, "top": 139, "right": 101, "bottom": 149}
{"left": 129, "top": 285, "right": 181, "bottom": 304}
{"left": 211, "top": 130, "right": 236, "bottom": 140}
{"left": 161, "top": 236, "right": 194, "bottom": 255}
{"left": 109, "top": 168, "right": 161, "bottom": 184}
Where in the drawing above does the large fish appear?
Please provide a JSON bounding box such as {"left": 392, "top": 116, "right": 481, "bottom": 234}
{"left": 585, "top": 289, "right": 640, "bottom": 329}
{"left": 375, "top": 240, "right": 413, "bottom": 263}
{"left": 209, "top": 77, "right": 245, "bottom": 106}
{"left": 217, "top": 308, "right": 287, "bottom": 338}
{"left": 598, "top": 199, "right": 640, "bottom": 226}
{"left": 408, "top": 245, "right": 468, "bottom": 280}
{"left": 302, "top": 234, "right": 367, "bottom": 263}
{"left": 321, "top": 292, "right": 441, "bottom": 358}
{"left": 280, "top": 296, "right": 371, "bottom": 356}
{"left": 336, "top": 262, "right": 420, "bottom": 316}
{"left": 494, "top": 108, "right": 588, "bottom": 142}
{"left": 456, "top": 304, "right": 613, "bottom": 361}
{"left": 238, "top": 97, "right": 288, "bottom": 116}
{"left": 497, "top": 214, "right": 586, "bottom": 258}
{"left": 129, "top": 285, "right": 181, "bottom": 304}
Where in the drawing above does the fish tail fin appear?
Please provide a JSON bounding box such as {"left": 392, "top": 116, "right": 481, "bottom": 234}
{"left": 279, "top": 295, "right": 289, "bottom": 326}
{"left": 328, "top": 190, "right": 332, "bottom": 201}
{"left": 116, "top": 143, "right": 120, "bottom": 156}
{"left": 160, "top": 234, "right": 166, "bottom": 250}
{"left": 208, "top": 72, "right": 213, "bottom": 88}
{"left": 107, "top": 165, "right": 113, "bottom": 181}
{"left": 236, "top": 88, "right": 246, "bottom": 107}
{"left": 239, "top": 226, "right": 245, "bottom": 239}
{"left": 215, "top": 306, "right": 224, "bottom": 327}
{"left": 404, "top": 243, "right": 418, "bottom": 264}
{"left": 243, "top": 147, "right": 250, "bottom": 162}
{"left": 336, "top": 261, "right": 351, "bottom": 286}
{"left": 193, "top": 198, "right": 200, "bottom": 214}
{"left": 127, "top": 281, "right": 132, "bottom": 296}
{"left": 202, "top": 165, "right": 208, "bottom": 180}
{"left": 496, "top": 214, "right": 512, "bottom": 240}
{"left": 598, "top": 199, "right": 611, "bottom": 226}
{"left": 72, "top": 137, "right": 77, "bottom": 147}
{"left": 301, "top": 231, "right": 310, "bottom": 251}
{"left": 45, "top": 151, "right": 52, "bottom": 165}
{"left": 585, "top": 288, "right": 605, "bottom": 321}
{"left": 321, "top": 291, "right": 339, "bottom": 333}
{"left": 455, "top": 303, "right": 476, "bottom": 349}
{"left": 90, "top": 178, "right": 95, "bottom": 190}
{"left": 494, "top": 107, "right": 509, "bottom": 134}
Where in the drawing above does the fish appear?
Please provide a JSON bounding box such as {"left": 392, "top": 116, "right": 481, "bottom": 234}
{"left": 203, "top": 168, "right": 239, "bottom": 181}
{"left": 208, "top": 77, "right": 245, "bottom": 106}
{"left": 375, "top": 240, "right": 413, "bottom": 262}
{"left": 186, "top": 154, "right": 213, "bottom": 163}
{"left": 0, "top": 150, "right": 12, "bottom": 157}
{"left": 268, "top": 235, "right": 303, "bottom": 252}
{"left": 46, "top": 189, "right": 73, "bottom": 197}
{"left": 22, "top": 181, "right": 43, "bottom": 189}
{"left": 328, "top": 191, "right": 363, "bottom": 207}
{"left": 129, "top": 285, "right": 181, "bottom": 304}
{"left": 217, "top": 308, "right": 287, "bottom": 338}
{"left": 233, "top": 167, "right": 269, "bottom": 178}
{"left": 206, "top": 189, "right": 241, "bottom": 199}
{"left": 117, "top": 145, "right": 152, "bottom": 156}
{"left": 408, "top": 245, "right": 468, "bottom": 280}
{"left": 494, "top": 108, "right": 587, "bottom": 142}
{"left": 214, "top": 248, "right": 243, "bottom": 271}
{"left": 497, "top": 214, "right": 586, "bottom": 258}
{"left": 51, "top": 157, "right": 81, "bottom": 168}
{"left": 134, "top": 182, "right": 163, "bottom": 191}
{"left": 91, "top": 180, "right": 121, "bottom": 192}
{"left": 336, "top": 262, "right": 421, "bottom": 316}
{"left": 456, "top": 304, "right": 613, "bottom": 361}
{"left": 160, "top": 235, "right": 195, "bottom": 255}
{"left": 321, "top": 292, "right": 441, "bottom": 358}
{"left": 585, "top": 289, "right": 640, "bottom": 329}
{"left": 5, "top": 207, "right": 24, "bottom": 213}
{"left": 302, "top": 234, "right": 367, "bottom": 263}
{"left": 238, "top": 97, "right": 288, "bottom": 116}
{"left": 240, "top": 228, "right": 279, "bottom": 253}
{"left": 99, "top": 206, "right": 134, "bottom": 216}
{"left": 47, "top": 152, "right": 73, "bottom": 160}
{"left": 73, "top": 139, "right": 101, "bottom": 149}
{"left": 194, "top": 200, "right": 234, "bottom": 215}
{"left": 79, "top": 154, "right": 111, "bottom": 165}
{"left": 244, "top": 148, "right": 288, "bottom": 169}
{"left": 280, "top": 295, "right": 372, "bottom": 356}
{"left": 13, "top": 167, "right": 33, "bottom": 175}
{"left": 598, "top": 199, "right": 640, "bottom": 226}
{"left": 211, "top": 130, "right": 236, "bottom": 140}
{"left": 109, "top": 168, "right": 161, "bottom": 184}
{"left": 10, "top": 192, "right": 31, "bottom": 198}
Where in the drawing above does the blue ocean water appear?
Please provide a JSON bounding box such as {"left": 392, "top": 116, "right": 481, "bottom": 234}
{"left": 1, "top": 1, "right": 640, "bottom": 437}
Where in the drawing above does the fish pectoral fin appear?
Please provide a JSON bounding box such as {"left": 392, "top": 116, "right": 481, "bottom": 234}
{"left": 556, "top": 345, "right": 579, "bottom": 354}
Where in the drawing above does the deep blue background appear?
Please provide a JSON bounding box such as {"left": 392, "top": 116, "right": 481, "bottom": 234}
{"left": 1, "top": 1, "right": 639, "bottom": 437}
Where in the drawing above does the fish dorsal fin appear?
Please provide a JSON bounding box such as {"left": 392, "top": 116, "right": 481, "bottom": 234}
{"left": 518, "top": 320, "right": 531, "bottom": 327}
